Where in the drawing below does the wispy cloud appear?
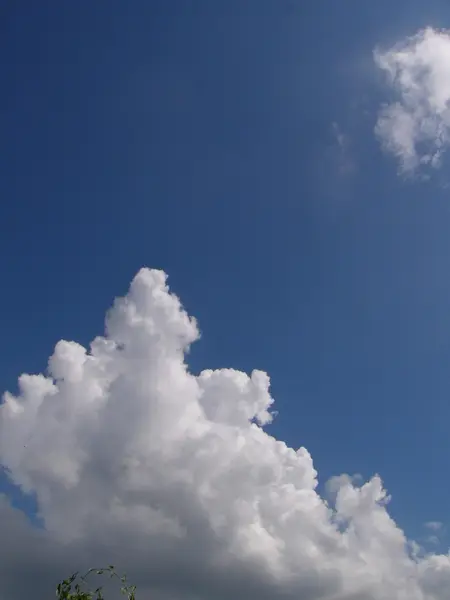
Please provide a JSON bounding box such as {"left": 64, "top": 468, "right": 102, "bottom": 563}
{"left": 426, "top": 535, "right": 440, "bottom": 546}
{"left": 331, "top": 122, "right": 356, "bottom": 176}
{"left": 374, "top": 27, "right": 450, "bottom": 176}
{"left": 425, "top": 521, "right": 443, "bottom": 532}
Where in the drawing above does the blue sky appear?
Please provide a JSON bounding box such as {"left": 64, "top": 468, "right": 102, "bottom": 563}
{"left": 3, "top": 2, "right": 450, "bottom": 595}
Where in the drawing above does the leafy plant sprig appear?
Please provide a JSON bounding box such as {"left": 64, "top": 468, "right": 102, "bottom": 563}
{"left": 56, "top": 566, "right": 137, "bottom": 600}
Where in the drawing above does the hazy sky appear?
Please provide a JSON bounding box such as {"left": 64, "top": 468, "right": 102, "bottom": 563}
{"left": 2, "top": 2, "right": 450, "bottom": 599}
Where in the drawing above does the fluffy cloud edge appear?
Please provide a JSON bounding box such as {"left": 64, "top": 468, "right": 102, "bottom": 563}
{"left": 374, "top": 27, "right": 450, "bottom": 177}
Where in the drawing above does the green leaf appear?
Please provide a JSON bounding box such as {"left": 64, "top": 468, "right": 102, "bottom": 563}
{"left": 56, "top": 566, "right": 137, "bottom": 600}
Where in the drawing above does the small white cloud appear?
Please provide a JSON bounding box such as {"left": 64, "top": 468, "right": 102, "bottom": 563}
{"left": 374, "top": 27, "right": 450, "bottom": 175}
{"left": 332, "top": 122, "right": 347, "bottom": 150}
{"left": 1, "top": 268, "right": 450, "bottom": 599}
{"left": 425, "top": 521, "right": 444, "bottom": 532}
{"left": 331, "top": 122, "right": 356, "bottom": 176}
{"left": 426, "top": 535, "right": 440, "bottom": 546}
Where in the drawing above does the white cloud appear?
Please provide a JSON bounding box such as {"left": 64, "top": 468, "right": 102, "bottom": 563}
{"left": 1, "top": 268, "right": 450, "bottom": 599}
{"left": 374, "top": 27, "right": 450, "bottom": 175}
{"left": 427, "top": 536, "right": 441, "bottom": 546}
{"left": 331, "top": 122, "right": 356, "bottom": 176}
{"left": 423, "top": 522, "right": 445, "bottom": 549}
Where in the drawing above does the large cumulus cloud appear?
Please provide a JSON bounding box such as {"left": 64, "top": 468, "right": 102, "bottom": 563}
{"left": 1, "top": 268, "right": 449, "bottom": 600}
